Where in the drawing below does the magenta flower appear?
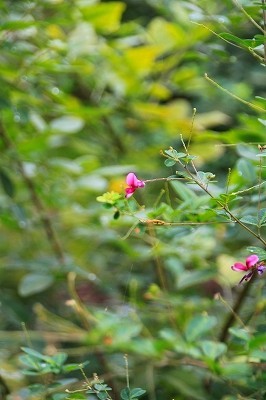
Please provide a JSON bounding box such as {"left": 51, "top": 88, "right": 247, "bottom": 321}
{"left": 231, "top": 255, "right": 266, "bottom": 283}
{"left": 231, "top": 255, "right": 259, "bottom": 272}
{"left": 125, "top": 172, "right": 145, "bottom": 198}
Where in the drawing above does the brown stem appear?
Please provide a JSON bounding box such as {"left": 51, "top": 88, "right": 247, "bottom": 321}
{"left": 219, "top": 273, "right": 256, "bottom": 342}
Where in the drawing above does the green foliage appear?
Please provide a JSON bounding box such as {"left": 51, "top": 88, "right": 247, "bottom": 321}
{"left": 0, "top": 0, "right": 266, "bottom": 399}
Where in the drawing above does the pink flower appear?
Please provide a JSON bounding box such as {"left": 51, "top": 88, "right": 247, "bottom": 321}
{"left": 231, "top": 254, "right": 266, "bottom": 283}
{"left": 231, "top": 255, "right": 259, "bottom": 272}
{"left": 125, "top": 173, "right": 145, "bottom": 198}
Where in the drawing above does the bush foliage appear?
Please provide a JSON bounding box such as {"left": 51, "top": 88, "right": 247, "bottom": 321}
{"left": 0, "top": 0, "right": 265, "bottom": 399}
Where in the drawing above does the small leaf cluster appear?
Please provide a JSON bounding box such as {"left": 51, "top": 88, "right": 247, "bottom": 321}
{"left": 20, "top": 347, "right": 82, "bottom": 376}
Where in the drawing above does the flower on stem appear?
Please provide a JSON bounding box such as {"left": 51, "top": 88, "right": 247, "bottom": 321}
{"left": 231, "top": 254, "right": 266, "bottom": 283}
{"left": 125, "top": 173, "right": 145, "bottom": 198}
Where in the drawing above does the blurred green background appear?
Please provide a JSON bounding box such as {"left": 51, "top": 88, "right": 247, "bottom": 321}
{"left": 0, "top": 0, "right": 266, "bottom": 399}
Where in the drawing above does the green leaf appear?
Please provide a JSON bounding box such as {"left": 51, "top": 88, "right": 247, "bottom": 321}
{"left": 246, "top": 246, "right": 266, "bottom": 260}
{"left": 19, "top": 354, "right": 40, "bottom": 370}
{"left": 240, "top": 215, "right": 258, "bottom": 226}
{"left": 249, "top": 350, "right": 266, "bottom": 360}
{"left": 21, "top": 347, "right": 50, "bottom": 362}
{"left": 200, "top": 340, "right": 227, "bottom": 360}
{"left": 185, "top": 315, "right": 217, "bottom": 342}
{"left": 170, "top": 180, "right": 197, "bottom": 202}
{"left": 120, "top": 387, "right": 146, "bottom": 400}
{"left": 0, "top": 21, "right": 37, "bottom": 30}
{"left": 228, "top": 327, "right": 251, "bottom": 341}
{"left": 50, "top": 116, "right": 85, "bottom": 134}
{"left": 120, "top": 388, "right": 131, "bottom": 400}
{"left": 130, "top": 388, "right": 146, "bottom": 398}
{"left": 63, "top": 363, "right": 82, "bottom": 372}
{"left": 52, "top": 352, "right": 68, "bottom": 366}
{"left": 219, "top": 32, "right": 247, "bottom": 47}
{"left": 94, "top": 384, "right": 111, "bottom": 391}
{"left": 164, "top": 149, "right": 178, "bottom": 158}
{"left": 249, "top": 333, "right": 266, "bottom": 350}
{"left": 222, "top": 363, "right": 252, "bottom": 379}
{"left": 97, "top": 392, "right": 108, "bottom": 400}
{"left": 164, "top": 159, "right": 176, "bottom": 167}
{"left": 177, "top": 270, "right": 215, "bottom": 290}
{"left": 258, "top": 208, "right": 266, "bottom": 226}
{"left": 66, "top": 394, "right": 87, "bottom": 399}
{"left": 79, "top": 2, "right": 126, "bottom": 34}
{"left": 96, "top": 191, "right": 122, "bottom": 205}
{"left": 18, "top": 273, "right": 54, "bottom": 296}
{"left": 196, "top": 171, "right": 215, "bottom": 185}
{"left": 236, "top": 159, "right": 257, "bottom": 183}
{"left": 0, "top": 169, "right": 15, "bottom": 198}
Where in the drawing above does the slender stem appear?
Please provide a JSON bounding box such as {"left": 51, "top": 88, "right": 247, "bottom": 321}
{"left": 205, "top": 74, "right": 266, "bottom": 113}
{"left": 232, "top": 0, "right": 265, "bottom": 33}
{"left": 124, "top": 354, "right": 130, "bottom": 389}
{"left": 180, "top": 163, "right": 266, "bottom": 246}
{"left": 144, "top": 177, "right": 181, "bottom": 183}
{"left": 219, "top": 274, "right": 256, "bottom": 342}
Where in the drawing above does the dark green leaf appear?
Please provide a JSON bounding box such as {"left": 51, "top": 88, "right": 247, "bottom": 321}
{"left": 0, "top": 169, "right": 15, "bottom": 197}
{"left": 120, "top": 388, "right": 131, "bottom": 400}
{"left": 130, "top": 388, "right": 146, "bottom": 398}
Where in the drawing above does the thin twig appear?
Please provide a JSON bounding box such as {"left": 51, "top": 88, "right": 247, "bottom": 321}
{"left": 219, "top": 273, "right": 256, "bottom": 342}
{"left": 205, "top": 73, "right": 266, "bottom": 113}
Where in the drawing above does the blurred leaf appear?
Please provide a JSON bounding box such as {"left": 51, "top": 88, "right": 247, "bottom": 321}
{"left": 236, "top": 159, "right": 257, "bottom": 183}
{"left": 121, "top": 387, "right": 146, "bottom": 400}
{"left": 177, "top": 270, "right": 215, "bottom": 290}
{"left": 258, "top": 208, "right": 266, "bottom": 226}
{"left": 164, "top": 159, "right": 176, "bottom": 167}
{"left": 246, "top": 247, "right": 266, "bottom": 260}
{"left": 222, "top": 363, "right": 252, "bottom": 379}
{"left": 18, "top": 273, "right": 54, "bottom": 296}
{"left": 79, "top": 2, "right": 126, "bottom": 33}
{"left": 50, "top": 116, "right": 85, "bottom": 134}
{"left": 199, "top": 340, "right": 227, "bottom": 360}
{"left": 170, "top": 181, "right": 197, "bottom": 202}
{"left": 240, "top": 215, "right": 258, "bottom": 226}
{"left": 185, "top": 315, "right": 217, "bottom": 342}
{"left": 0, "top": 169, "right": 15, "bottom": 198}
{"left": 228, "top": 327, "right": 251, "bottom": 342}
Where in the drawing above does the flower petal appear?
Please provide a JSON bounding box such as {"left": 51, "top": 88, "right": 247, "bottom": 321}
{"left": 246, "top": 254, "right": 259, "bottom": 268}
{"left": 126, "top": 172, "right": 137, "bottom": 186}
{"left": 125, "top": 187, "right": 136, "bottom": 198}
{"left": 231, "top": 262, "right": 249, "bottom": 272}
{"left": 257, "top": 265, "right": 266, "bottom": 275}
{"left": 136, "top": 179, "right": 145, "bottom": 188}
